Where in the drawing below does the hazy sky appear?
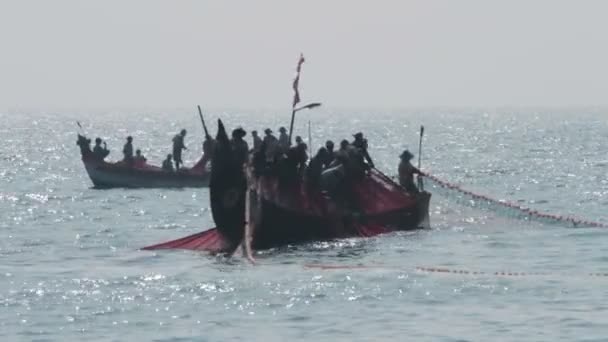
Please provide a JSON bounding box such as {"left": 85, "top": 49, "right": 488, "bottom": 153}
{"left": 1, "top": 0, "right": 606, "bottom": 110}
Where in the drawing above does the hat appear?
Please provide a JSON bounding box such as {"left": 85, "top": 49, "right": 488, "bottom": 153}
{"left": 264, "top": 128, "right": 272, "bottom": 134}
{"left": 353, "top": 132, "right": 364, "bottom": 139}
{"left": 279, "top": 127, "right": 287, "bottom": 132}
{"left": 232, "top": 127, "right": 247, "bottom": 138}
{"left": 400, "top": 150, "right": 414, "bottom": 160}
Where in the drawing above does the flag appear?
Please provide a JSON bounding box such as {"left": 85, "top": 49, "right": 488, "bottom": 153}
{"left": 292, "top": 53, "right": 305, "bottom": 108}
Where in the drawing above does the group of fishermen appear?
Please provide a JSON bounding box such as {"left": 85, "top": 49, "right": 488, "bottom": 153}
{"left": 83, "top": 124, "right": 422, "bottom": 192}
{"left": 223, "top": 125, "right": 422, "bottom": 194}
{"left": 88, "top": 129, "right": 190, "bottom": 172}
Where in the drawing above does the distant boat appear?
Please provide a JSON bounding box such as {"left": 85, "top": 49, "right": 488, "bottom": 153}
{"left": 76, "top": 134, "right": 210, "bottom": 189}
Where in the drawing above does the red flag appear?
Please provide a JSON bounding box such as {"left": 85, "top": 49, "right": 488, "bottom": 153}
{"left": 292, "top": 54, "right": 305, "bottom": 108}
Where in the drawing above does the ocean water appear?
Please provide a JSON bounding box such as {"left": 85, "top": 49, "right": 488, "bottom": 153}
{"left": 1, "top": 108, "right": 608, "bottom": 341}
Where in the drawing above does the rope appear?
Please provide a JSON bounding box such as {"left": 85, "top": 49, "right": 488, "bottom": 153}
{"left": 421, "top": 173, "right": 608, "bottom": 228}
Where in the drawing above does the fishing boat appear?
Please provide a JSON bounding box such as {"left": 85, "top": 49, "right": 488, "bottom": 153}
{"left": 76, "top": 134, "right": 210, "bottom": 189}
{"left": 142, "top": 120, "right": 431, "bottom": 254}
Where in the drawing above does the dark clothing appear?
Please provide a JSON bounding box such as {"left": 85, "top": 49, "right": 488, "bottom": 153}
{"left": 172, "top": 134, "right": 186, "bottom": 169}
{"left": 263, "top": 134, "right": 279, "bottom": 162}
{"left": 399, "top": 160, "right": 421, "bottom": 193}
{"left": 201, "top": 137, "right": 216, "bottom": 168}
{"left": 93, "top": 144, "right": 109, "bottom": 161}
{"left": 162, "top": 158, "right": 174, "bottom": 172}
{"left": 231, "top": 138, "right": 249, "bottom": 166}
{"left": 306, "top": 155, "right": 324, "bottom": 188}
{"left": 252, "top": 135, "right": 263, "bottom": 152}
{"left": 278, "top": 132, "right": 289, "bottom": 152}
{"left": 122, "top": 142, "right": 134, "bottom": 163}
{"left": 323, "top": 149, "right": 335, "bottom": 169}
{"left": 352, "top": 138, "right": 374, "bottom": 168}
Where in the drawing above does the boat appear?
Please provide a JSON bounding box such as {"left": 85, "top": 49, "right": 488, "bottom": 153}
{"left": 142, "top": 120, "right": 431, "bottom": 254}
{"left": 76, "top": 134, "right": 211, "bottom": 188}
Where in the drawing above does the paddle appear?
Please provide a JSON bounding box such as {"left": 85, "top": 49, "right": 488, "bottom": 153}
{"left": 76, "top": 121, "right": 85, "bottom": 135}
{"left": 197, "top": 105, "right": 210, "bottom": 139}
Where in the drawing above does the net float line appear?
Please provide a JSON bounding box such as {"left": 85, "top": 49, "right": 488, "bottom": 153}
{"left": 421, "top": 173, "right": 608, "bottom": 228}
{"left": 304, "top": 264, "right": 608, "bottom": 278}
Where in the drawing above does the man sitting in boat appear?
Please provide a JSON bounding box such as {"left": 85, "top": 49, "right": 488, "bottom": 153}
{"left": 122, "top": 136, "right": 134, "bottom": 164}
{"left": 162, "top": 154, "right": 174, "bottom": 171}
{"left": 231, "top": 127, "right": 249, "bottom": 166}
{"left": 92, "top": 137, "right": 110, "bottom": 161}
{"left": 352, "top": 132, "right": 375, "bottom": 168}
{"left": 398, "top": 150, "right": 422, "bottom": 193}
{"left": 172, "top": 129, "right": 187, "bottom": 170}
{"left": 134, "top": 149, "right": 147, "bottom": 167}
{"left": 77, "top": 134, "right": 92, "bottom": 155}
{"left": 200, "top": 134, "right": 215, "bottom": 169}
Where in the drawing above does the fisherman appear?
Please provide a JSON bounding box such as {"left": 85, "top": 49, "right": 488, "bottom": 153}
{"left": 76, "top": 135, "right": 92, "bottom": 155}
{"left": 323, "top": 140, "right": 335, "bottom": 168}
{"left": 262, "top": 128, "right": 278, "bottom": 162}
{"left": 231, "top": 127, "right": 249, "bottom": 166}
{"left": 398, "top": 150, "right": 422, "bottom": 193}
{"left": 201, "top": 134, "right": 216, "bottom": 168}
{"left": 172, "top": 129, "right": 187, "bottom": 170}
{"left": 251, "top": 130, "right": 263, "bottom": 152}
{"left": 92, "top": 137, "right": 110, "bottom": 161}
{"left": 122, "top": 136, "right": 134, "bottom": 164}
{"left": 162, "top": 154, "right": 174, "bottom": 172}
{"left": 306, "top": 147, "right": 328, "bottom": 187}
{"left": 294, "top": 136, "right": 308, "bottom": 175}
{"left": 352, "top": 132, "right": 375, "bottom": 168}
{"left": 134, "top": 149, "right": 147, "bottom": 167}
{"left": 278, "top": 126, "right": 289, "bottom": 151}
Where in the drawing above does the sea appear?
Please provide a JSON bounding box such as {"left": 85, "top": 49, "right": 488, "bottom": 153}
{"left": 1, "top": 108, "right": 608, "bottom": 341}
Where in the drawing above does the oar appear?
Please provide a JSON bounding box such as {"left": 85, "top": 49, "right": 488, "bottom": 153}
{"left": 76, "top": 121, "right": 86, "bottom": 135}
{"left": 197, "top": 105, "right": 210, "bottom": 139}
{"left": 417, "top": 125, "right": 424, "bottom": 191}
{"left": 308, "top": 120, "right": 312, "bottom": 151}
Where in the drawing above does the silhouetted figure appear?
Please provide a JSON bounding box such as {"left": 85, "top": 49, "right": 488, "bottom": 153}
{"left": 251, "top": 130, "right": 263, "bottom": 152}
{"left": 92, "top": 137, "right": 110, "bottom": 161}
{"left": 231, "top": 127, "right": 249, "bottom": 166}
{"left": 294, "top": 136, "right": 308, "bottom": 175}
{"left": 352, "top": 132, "right": 374, "bottom": 168}
{"left": 262, "top": 128, "right": 278, "bottom": 162}
{"left": 278, "top": 126, "right": 289, "bottom": 152}
{"left": 398, "top": 150, "right": 421, "bottom": 193}
{"left": 122, "top": 136, "right": 134, "bottom": 164}
{"left": 77, "top": 135, "right": 92, "bottom": 155}
{"left": 323, "top": 140, "right": 335, "bottom": 168}
{"left": 306, "top": 147, "right": 328, "bottom": 188}
{"left": 172, "top": 129, "right": 187, "bottom": 169}
{"left": 162, "top": 154, "right": 174, "bottom": 172}
{"left": 201, "top": 134, "right": 216, "bottom": 169}
{"left": 134, "top": 149, "right": 147, "bottom": 167}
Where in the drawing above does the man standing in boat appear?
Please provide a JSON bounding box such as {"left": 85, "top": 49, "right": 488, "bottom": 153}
{"left": 93, "top": 137, "right": 110, "bottom": 161}
{"left": 262, "top": 128, "right": 278, "bottom": 162}
{"left": 398, "top": 150, "right": 422, "bottom": 193}
{"left": 122, "top": 136, "right": 134, "bottom": 164}
{"left": 278, "top": 126, "right": 289, "bottom": 152}
{"left": 352, "top": 132, "right": 375, "bottom": 168}
{"left": 201, "top": 134, "right": 215, "bottom": 169}
{"left": 172, "top": 129, "right": 187, "bottom": 170}
{"left": 251, "top": 130, "right": 262, "bottom": 152}
{"left": 231, "top": 127, "right": 249, "bottom": 166}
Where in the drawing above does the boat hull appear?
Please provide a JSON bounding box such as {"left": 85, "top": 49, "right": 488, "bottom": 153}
{"left": 84, "top": 162, "right": 209, "bottom": 188}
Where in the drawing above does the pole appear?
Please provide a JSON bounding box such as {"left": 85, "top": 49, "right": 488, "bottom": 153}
{"left": 307, "top": 120, "right": 312, "bottom": 151}
{"left": 197, "top": 105, "right": 209, "bottom": 138}
{"left": 417, "top": 125, "right": 425, "bottom": 191}
{"left": 288, "top": 108, "right": 296, "bottom": 146}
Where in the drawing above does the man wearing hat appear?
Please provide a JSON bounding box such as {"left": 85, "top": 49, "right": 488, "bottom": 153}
{"left": 398, "top": 150, "right": 421, "bottom": 193}
{"left": 352, "top": 132, "right": 375, "bottom": 168}
{"left": 122, "top": 136, "right": 134, "bottom": 164}
{"left": 263, "top": 128, "right": 279, "bottom": 162}
{"left": 93, "top": 137, "right": 110, "bottom": 161}
{"left": 231, "top": 127, "right": 249, "bottom": 166}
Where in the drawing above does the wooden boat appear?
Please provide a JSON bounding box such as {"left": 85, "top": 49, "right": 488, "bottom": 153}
{"left": 77, "top": 134, "right": 210, "bottom": 189}
{"left": 143, "top": 120, "right": 431, "bottom": 253}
